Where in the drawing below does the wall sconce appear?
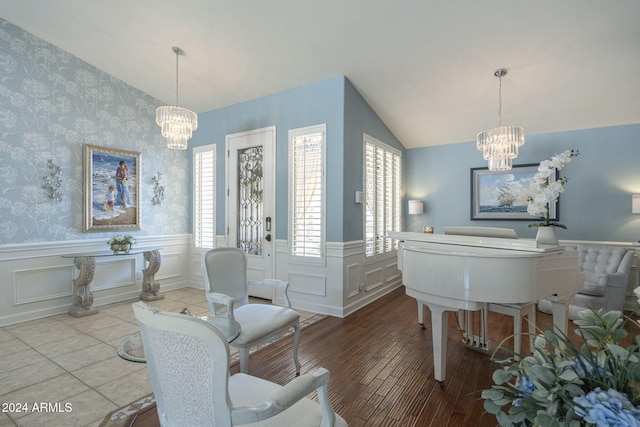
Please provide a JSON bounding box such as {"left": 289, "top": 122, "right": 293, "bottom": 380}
{"left": 152, "top": 172, "right": 165, "bottom": 205}
{"left": 41, "top": 159, "right": 62, "bottom": 202}
{"left": 632, "top": 195, "right": 640, "bottom": 214}
{"left": 408, "top": 200, "right": 424, "bottom": 232}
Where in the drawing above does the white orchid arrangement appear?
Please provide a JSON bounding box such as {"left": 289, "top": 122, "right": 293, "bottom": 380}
{"left": 527, "top": 150, "right": 579, "bottom": 228}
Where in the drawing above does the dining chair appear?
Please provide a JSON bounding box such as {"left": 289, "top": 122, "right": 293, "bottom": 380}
{"left": 203, "top": 247, "right": 301, "bottom": 374}
{"left": 132, "top": 302, "right": 346, "bottom": 427}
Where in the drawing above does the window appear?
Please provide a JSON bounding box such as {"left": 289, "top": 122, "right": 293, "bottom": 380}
{"left": 364, "top": 134, "right": 402, "bottom": 257}
{"left": 193, "top": 144, "right": 216, "bottom": 248}
{"left": 289, "top": 124, "right": 325, "bottom": 260}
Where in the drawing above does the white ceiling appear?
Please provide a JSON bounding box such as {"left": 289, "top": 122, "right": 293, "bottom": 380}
{"left": 1, "top": 0, "right": 639, "bottom": 149}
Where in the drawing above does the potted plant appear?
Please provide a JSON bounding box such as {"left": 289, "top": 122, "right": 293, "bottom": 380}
{"left": 482, "top": 310, "right": 640, "bottom": 426}
{"left": 106, "top": 234, "right": 135, "bottom": 253}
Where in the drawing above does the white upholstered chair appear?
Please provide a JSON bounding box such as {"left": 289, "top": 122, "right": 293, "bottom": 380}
{"left": 203, "top": 247, "right": 301, "bottom": 374}
{"left": 132, "top": 302, "right": 347, "bottom": 427}
{"left": 538, "top": 244, "right": 634, "bottom": 320}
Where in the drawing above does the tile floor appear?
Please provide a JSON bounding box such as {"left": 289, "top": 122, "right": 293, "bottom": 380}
{"left": 0, "top": 287, "right": 311, "bottom": 427}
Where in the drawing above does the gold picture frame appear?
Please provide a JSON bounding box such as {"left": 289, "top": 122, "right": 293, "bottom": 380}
{"left": 83, "top": 144, "right": 141, "bottom": 232}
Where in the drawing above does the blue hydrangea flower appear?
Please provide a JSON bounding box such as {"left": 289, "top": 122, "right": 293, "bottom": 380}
{"left": 573, "top": 388, "right": 640, "bottom": 426}
{"left": 517, "top": 376, "right": 536, "bottom": 396}
{"left": 571, "top": 355, "right": 605, "bottom": 378}
{"left": 513, "top": 376, "right": 536, "bottom": 407}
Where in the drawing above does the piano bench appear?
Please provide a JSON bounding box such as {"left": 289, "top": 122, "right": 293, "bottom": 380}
{"left": 488, "top": 302, "right": 536, "bottom": 354}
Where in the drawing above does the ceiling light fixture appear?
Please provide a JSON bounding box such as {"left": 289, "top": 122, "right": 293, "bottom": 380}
{"left": 156, "top": 47, "right": 198, "bottom": 150}
{"left": 476, "top": 68, "right": 524, "bottom": 171}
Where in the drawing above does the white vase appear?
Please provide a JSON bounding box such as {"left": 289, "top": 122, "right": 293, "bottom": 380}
{"left": 535, "top": 226, "right": 558, "bottom": 246}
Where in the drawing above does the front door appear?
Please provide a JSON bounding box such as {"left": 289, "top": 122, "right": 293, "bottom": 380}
{"left": 225, "top": 126, "right": 275, "bottom": 299}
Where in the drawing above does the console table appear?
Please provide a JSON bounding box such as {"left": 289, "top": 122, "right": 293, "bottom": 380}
{"left": 62, "top": 248, "right": 162, "bottom": 317}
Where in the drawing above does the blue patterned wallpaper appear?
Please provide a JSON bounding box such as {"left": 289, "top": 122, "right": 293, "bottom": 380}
{"left": 0, "top": 18, "right": 190, "bottom": 244}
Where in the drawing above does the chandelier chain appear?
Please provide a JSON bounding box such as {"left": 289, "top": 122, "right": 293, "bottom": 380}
{"left": 495, "top": 68, "right": 507, "bottom": 126}
{"left": 173, "top": 47, "right": 183, "bottom": 107}
{"left": 498, "top": 73, "right": 502, "bottom": 126}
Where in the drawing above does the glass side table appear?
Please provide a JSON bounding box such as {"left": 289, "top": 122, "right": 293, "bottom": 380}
{"left": 61, "top": 248, "right": 162, "bottom": 317}
{"left": 118, "top": 316, "right": 241, "bottom": 362}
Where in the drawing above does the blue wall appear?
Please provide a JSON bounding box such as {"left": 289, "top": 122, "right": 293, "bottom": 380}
{"left": 190, "top": 76, "right": 344, "bottom": 241}
{"left": 343, "top": 80, "right": 405, "bottom": 242}
{"left": 190, "top": 76, "right": 404, "bottom": 243}
{"left": 5, "top": 16, "right": 637, "bottom": 246}
{"left": 0, "top": 18, "right": 189, "bottom": 245}
{"left": 405, "top": 124, "right": 640, "bottom": 242}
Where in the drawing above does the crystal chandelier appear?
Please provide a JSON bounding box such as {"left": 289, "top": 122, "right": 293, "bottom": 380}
{"left": 476, "top": 69, "right": 524, "bottom": 171}
{"left": 156, "top": 47, "right": 198, "bottom": 150}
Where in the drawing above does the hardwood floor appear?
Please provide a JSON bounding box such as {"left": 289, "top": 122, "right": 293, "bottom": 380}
{"left": 130, "top": 286, "right": 608, "bottom": 426}
{"left": 249, "top": 287, "right": 506, "bottom": 427}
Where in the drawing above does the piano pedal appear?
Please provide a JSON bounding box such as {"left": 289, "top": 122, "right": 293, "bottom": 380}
{"left": 462, "top": 333, "right": 494, "bottom": 354}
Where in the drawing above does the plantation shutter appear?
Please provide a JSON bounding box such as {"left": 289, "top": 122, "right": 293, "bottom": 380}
{"left": 194, "top": 145, "right": 216, "bottom": 248}
{"left": 290, "top": 126, "right": 325, "bottom": 259}
{"left": 364, "top": 136, "right": 401, "bottom": 257}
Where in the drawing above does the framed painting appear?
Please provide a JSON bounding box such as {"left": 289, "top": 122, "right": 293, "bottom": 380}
{"left": 83, "top": 144, "right": 141, "bottom": 231}
{"left": 470, "top": 163, "right": 559, "bottom": 220}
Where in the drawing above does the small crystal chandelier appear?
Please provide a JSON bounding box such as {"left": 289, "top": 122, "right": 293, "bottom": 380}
{"left": 476, "top": 69, "right": 524, "bottom": 171}
{"left": 156, "top": 47, "right": 198, "bottom": 150}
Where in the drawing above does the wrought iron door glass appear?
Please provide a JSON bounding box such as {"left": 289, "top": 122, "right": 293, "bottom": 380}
{"left": 237, "top": 146, "right": 263, "bottom": 255}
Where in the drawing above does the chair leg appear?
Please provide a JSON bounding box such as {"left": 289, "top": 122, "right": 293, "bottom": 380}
{"left": 239, "top": 348, "right": 250, "bottom": 374}
{"left": 293, "top": 322, "right": 301, "bottom": 375}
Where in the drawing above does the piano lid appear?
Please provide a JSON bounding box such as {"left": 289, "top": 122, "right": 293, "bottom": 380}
{"left": 387, "top": 230, "right": 563, "bottom": 253}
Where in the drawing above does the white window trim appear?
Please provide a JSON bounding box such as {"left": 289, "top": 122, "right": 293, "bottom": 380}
{"left": 363, "top": 134, "right": 402, "bottom": 260}
{"left": 288, "top": 124, "right": 326, "bottom": 265}
{"left": 193, "top": 144, "right": 216, "bottom": 249}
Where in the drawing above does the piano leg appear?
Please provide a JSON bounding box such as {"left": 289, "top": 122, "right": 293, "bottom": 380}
{"left": 550, "top": 300, "right": 570, "bottom": 347}
{"left": 428, "top": 304, "right": 449, "bottom": 385}
{"left": 417, "top": 301, "right": 426, "bottom": 329}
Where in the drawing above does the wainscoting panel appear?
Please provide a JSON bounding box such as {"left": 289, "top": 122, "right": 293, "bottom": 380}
{"left": 288, "top": 272, "right": 327, "bottom": 297}
{"left": 364, "top": 267, "right": 384, "bottom": 291}
{"left": 0, "top": 235, "right": 191, "bottom": 326}
{"left": 385, "top": 260, "right": 400, "bottom": 284}
{"left": 156, "top": 250, "right": 185, "bottom": 281}
{"left": 346, "top": 262, "right": 360, "bottom": 298}
{"left": 90, "top": 257, "right": 136, "bottom": 291}
{"left": 13, "top": 264, "right": 73, "bottom": 305}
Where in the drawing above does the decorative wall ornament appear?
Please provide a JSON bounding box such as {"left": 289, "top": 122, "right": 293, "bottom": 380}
{"left": 151, "top": 172, "right": 165, "bottom": 205}
{"left": 41, "top": 159, "right": 62, "bottom": 201}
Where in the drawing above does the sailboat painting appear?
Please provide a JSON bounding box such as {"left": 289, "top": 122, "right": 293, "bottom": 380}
{"left": 470, "top": 164, "right": 559, "bottom": 220}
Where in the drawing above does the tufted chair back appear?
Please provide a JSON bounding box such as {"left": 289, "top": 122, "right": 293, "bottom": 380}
{"left": 539, "top": 244, "right": 634, "bottom": 320}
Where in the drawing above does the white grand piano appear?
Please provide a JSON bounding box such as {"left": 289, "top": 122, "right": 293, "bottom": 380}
{"left": 388, "top": 229, "right": 581, "bottom": 383}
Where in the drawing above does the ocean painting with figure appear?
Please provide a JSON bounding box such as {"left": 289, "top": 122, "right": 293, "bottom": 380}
{"left": 84, "top": 144, "right": 140, "bottom": 231}
{"left": 471, "top": 164, "right": 554, "bottom": 220}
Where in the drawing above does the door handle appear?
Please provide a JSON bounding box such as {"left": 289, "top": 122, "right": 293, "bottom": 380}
{"left": 265, "top": 217, "right": 271, "bottom": 231}
{"left": 265, "top": 234, "right": 272, "bottom": 242}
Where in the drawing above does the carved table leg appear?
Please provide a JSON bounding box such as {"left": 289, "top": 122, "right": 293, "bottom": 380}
{"left": 140, "top": 249, "right": 164, "bottom": 301}
{"left": 69, "top": 256, "right": 99, "bottom": 317}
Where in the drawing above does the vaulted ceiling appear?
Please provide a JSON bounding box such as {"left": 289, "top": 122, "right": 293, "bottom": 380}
{"left": 1, "top": 0, "right": 639, "bottom": 148}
